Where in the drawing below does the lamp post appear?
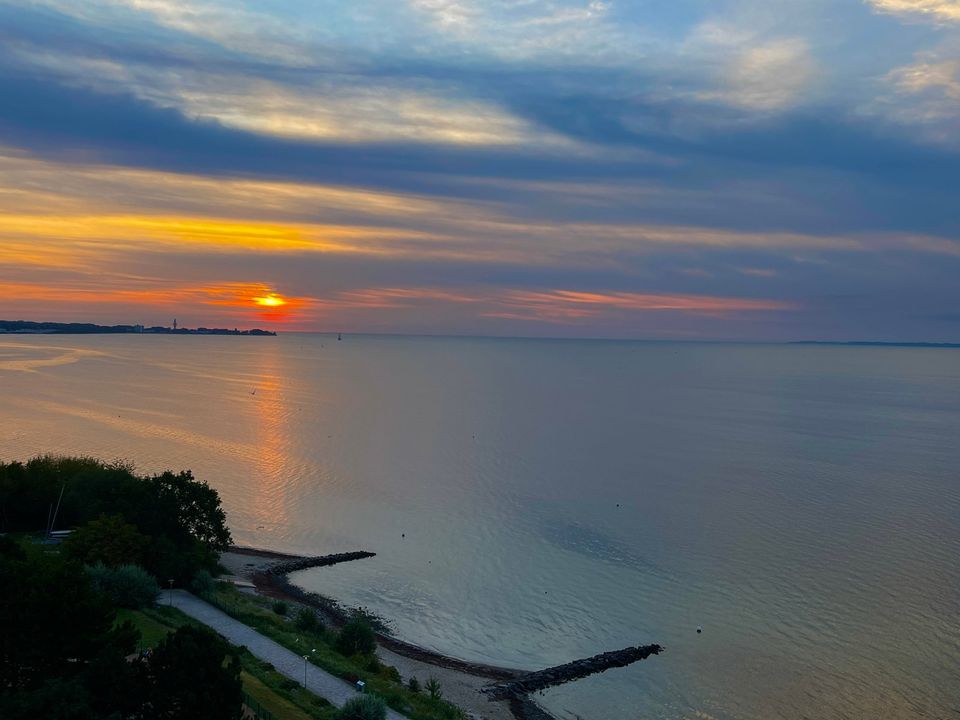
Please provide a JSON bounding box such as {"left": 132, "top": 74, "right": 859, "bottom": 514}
{"left": 168, "top": 579, "right": 174, "bottom": 606}
{"left": 303, "top": 649, "right": 315, "bottom": 689}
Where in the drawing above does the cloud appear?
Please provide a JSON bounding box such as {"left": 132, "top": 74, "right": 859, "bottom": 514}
{"left": 31, "top": 0, "right": 315, "bottom": 63}
{"left": 862, "top": 58, "right": 960, "bottom": 147}
{"left": 484, "top": 288, "right": 794, "bottom": 322}
{"left": 703, "top": 38, "right": 817, "bottom": 111}
{"left": 865, "top": 0, "right": 960, "bottom": 22}
{"left": 0, "top": 280, "right": 314, "bottom": 323}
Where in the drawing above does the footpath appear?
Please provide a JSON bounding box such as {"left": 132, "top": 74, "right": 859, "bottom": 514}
{"left": 159, "top": 590, "right": 407, "bottom": 720}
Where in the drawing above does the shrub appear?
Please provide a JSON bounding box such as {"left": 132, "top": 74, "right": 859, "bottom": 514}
{"left": 147, "top": 625, "right": 242, "bottom": 720}
{"left": 425, "top": 677, "right": 442, "bottom": 701}
{"left": 295, "top": 607, "right": 324, "bottom": 633}
{"left": 86, "top": 562, "right": 159, "bottom": 608}
{"left": 64, "top": 513, "right": 148, "bottom": 567}
{"left": 336, "top": 694, "right": 387, "bottom": 720}
{"left": 190, "top": 569, "right": 215, "bottom": 596}
{"left": 408, "top": 676, "right": 420, "bottom": 693}
{"left": 336, "top": 617, "right": 377, "bottom": 657}
{"left": 272, "top": 600, "right": 288, "bottom": 616}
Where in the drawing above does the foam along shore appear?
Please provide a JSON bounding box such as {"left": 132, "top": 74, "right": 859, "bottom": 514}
{"left": 220, "top": 546, "right": 525, "bottom": 720}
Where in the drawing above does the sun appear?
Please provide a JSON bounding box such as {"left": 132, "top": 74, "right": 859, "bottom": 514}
{"left": 253, "top": 293, "right": 286, "bottom": 308}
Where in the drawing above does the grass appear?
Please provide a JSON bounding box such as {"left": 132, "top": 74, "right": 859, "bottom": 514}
{"left": 115, "top": 607, "right": 171, "bottom": 649}
{"left": 204, "top": 583, "right": 465, "bottom": 720}
{"left": 116, "top": 604, "right": 337, "bottom": 720}
{"left": 241, "top": 669, "right": 332, "bottom": 720}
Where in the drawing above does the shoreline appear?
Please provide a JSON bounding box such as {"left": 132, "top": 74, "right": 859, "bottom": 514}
{"left": 221, "top": 545, "right": 554, "bottom": 720}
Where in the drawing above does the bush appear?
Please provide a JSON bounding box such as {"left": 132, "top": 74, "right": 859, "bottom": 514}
{"left": 190, "top": 569, "right": 215, "bottom": 596}
{"left": 336, "top": 617, "right": 376, "bottom": 657}
{"left": 336, "top": 694, "right": 387, "bottom": 720}
{"left": 64, "top": 514, "right": 148, "bottom": 567}
{"left": 272, "top": 600, "right": 288, "bottom": 616}
{"left": 86, "top": 562, "right": 159, "bottom": 608}
{"left": 148, "top": 625, "right": 242, "bottom": 720}
{"left": 295, "top": 607, "right": 324, "bottom": 633}
{"left": 425, "top": 677, "right": 442, "bottom": 701}
{"left": 408, "top": 676, "right": 420, "bottom": 693}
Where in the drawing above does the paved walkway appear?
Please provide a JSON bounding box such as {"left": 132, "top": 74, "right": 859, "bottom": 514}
{"left": 159, "top": 590, "right": 407, "bottom": 719}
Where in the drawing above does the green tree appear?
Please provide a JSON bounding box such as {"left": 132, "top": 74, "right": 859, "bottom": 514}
{"left": 336, "top": 617, "right": 377, "bottom": 657}
{"left": 144, "top": 625, "right": 243, "bottom": 720}
{"left": 63, "top": 513, "right": 148, "bottom": 567}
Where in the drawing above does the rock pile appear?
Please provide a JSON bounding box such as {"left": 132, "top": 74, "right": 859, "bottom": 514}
{"left": 482, "top": 644, "right": 663, "bottom": 700}
{"left": 263, "top": 551, "right": 376, "bottom": 575}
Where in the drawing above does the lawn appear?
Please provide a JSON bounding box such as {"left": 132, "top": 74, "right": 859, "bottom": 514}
{"left": 203, "top": 583, "right": 465, "bottom": 720}
{"left": 115, "top": 605, "right": 337, "bottom": 720}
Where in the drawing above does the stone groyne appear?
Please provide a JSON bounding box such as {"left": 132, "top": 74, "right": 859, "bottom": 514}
{"left": 482, "top": 644, "right": 664, "bottom": 700}
{"left": 261, "top": 550, "right": 377, "bottom": 575}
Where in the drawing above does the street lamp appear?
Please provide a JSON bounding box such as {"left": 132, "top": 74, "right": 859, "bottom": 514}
{"left": 168, "top": 579, "right": 174, "bottom": 606}
{"left": 303, "top": 649, "right": 316, "bottom": 688}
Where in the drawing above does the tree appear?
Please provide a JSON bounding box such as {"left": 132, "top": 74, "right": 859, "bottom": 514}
{"left": 63, "top": 513, "right": 148, "bottom": 567}
{"left": 148, "top": 470, "right": 231, "bottom": 551}
{"left": 144, "top": 625, "right": 242, "bottom": 720}
{"left": 0, "top": 550, "right": 139, "bottom": 719}
{"left": 336, "top": 617, "right": 377, "bottom": 657}
{"left": 0, "top": 456, "right": 234, "bottom": 584}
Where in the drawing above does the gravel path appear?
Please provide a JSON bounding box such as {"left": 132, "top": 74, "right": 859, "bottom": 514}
{"left": 160, "top": 590, "right": 407, "bottom": 719}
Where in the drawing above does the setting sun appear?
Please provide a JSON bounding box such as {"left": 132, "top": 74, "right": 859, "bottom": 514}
{"left": 253, "top": 293, "right": 286, "bottom": 308}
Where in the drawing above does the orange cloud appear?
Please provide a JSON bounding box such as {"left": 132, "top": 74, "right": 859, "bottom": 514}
{"left": 0, "top": 281, "right": 311, "bottom": 324}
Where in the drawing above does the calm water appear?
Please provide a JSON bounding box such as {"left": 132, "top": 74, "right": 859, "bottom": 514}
{"left": 1, "top": 334, "right": 959, "bottom": 719}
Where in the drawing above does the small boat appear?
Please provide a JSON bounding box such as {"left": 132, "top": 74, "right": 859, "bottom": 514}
{"left": 337, "top": 332, "right": 342, "bottom": 341}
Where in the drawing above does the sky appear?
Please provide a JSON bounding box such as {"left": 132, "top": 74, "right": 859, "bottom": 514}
{"left": 1, "top": 0, "right": 959, "bottom": 340}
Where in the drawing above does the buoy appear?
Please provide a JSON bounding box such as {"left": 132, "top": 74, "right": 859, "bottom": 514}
{"left": 696, "top": 625, "right": 702, "bottom": 634}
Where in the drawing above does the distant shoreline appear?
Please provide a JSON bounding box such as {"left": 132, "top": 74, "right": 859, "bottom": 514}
{"left": 790, "top": 340, "right": 960, "bottom": 348}
{"left": 0, "top": 320, "right": 276, "bottom": 336}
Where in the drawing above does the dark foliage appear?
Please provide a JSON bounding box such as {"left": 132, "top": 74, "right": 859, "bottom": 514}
{"left": 0, "top": 456, "right": 232, "bottom": 583}
{"left": 295, "top": 607, "right": 324, "bottom": 633}
{"left": 143, "top": 625, "right": 243, "bottom": 720}
{"left": 335, "top": 694, "right": 387, "bottom": 720}
{"left": 336, "top": 617, "right": 377, "bottom": 657}
{"left": 0, "top": 549, "right": 141, "bottom": 719}
{"left": 64, "top": 513, "right": 148, "bottom": 567}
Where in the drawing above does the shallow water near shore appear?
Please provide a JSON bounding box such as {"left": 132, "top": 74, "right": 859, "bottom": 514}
{"left": 2, "top": 334, "right": 959, "bottom": 719}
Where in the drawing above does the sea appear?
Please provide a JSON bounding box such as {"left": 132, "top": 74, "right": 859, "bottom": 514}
{"left": 1, "top": 333, "right": 958, "bottom": 719}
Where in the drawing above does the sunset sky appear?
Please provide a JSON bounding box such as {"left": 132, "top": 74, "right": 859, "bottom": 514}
{"left": 1, "top": 0, "right": 959, "bottom": 339}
